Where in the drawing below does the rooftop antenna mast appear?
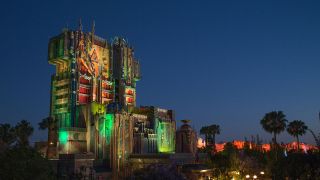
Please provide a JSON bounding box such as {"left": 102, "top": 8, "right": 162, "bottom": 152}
{"left": 79, "top": 18, "right": 83, "bottom": 31}
{"left": 62, "top": 21, "right": 69, "bottom": 32}
{"left": 91, "top": 20, "right": 95, "bottom": 46}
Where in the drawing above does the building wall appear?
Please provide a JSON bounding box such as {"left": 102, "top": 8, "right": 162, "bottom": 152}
{"left": 132, "top": 107, "right": 176, "bottom": 154}
{"left": 47, "top": 28, "right": 140, "bottom": 159}
{"left": 176, "top": 129, "right": 197, "bottom": 154}
{"left": 110, "top": 112, "right": 134, "bottom": 174}
{"left": 176, "top": 121, "right": 198, "bottom": 154}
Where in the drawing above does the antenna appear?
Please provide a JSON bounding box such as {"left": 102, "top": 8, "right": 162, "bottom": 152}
{"left": 79, "top": 18, "right": 83, "bottom": 31}
{"left": 91, "top": 20, "right": 95, "bottom": 46}
{"left": 62, "top": 21, "right": 69, "bottom": 32}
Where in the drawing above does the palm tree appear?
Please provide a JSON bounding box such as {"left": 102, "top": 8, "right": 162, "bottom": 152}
{"left": 260, "top": 111, "right": 287, "bottom": 146}
{"left": 15, "top": 120, "right": 34, "bottom": 146}
{"left": 308, "top": 111, "right": 320, "bottom": 149}
{"left": 287, "top": 120, "right": 308, "bottom": 150}
{"left": 200, "top": 126, "right": 210, "bottom": 146}
{"left": 39, "top": 116, "right": 57, "bottom": 131}
{"left": 38, "top": 118, "right": 50, "bottom": 130}
{"left": 208, "top": 124, "right": 220, "bottom": 152}
{"left": 308, "top": 129, "right": 320, "bottom": 149}
{"left": 39, "top": 117, "right": 58, "bottom": 152}
{"left": 0, "top": 123, "right": 16, "bottom": 148}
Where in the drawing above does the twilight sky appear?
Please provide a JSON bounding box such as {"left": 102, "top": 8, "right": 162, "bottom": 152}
{"left": 1, "top": 0, "right": 320, "bottom": 144}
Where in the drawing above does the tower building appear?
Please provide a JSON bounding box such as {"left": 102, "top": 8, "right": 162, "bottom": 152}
{"left": 48, "top": 23, "right": 140, "bottom": 157}
{"left": 46, "top": 23, "right": 176, "bottom": 176}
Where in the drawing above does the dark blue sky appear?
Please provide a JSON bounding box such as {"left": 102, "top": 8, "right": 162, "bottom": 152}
{"left": 1, "top": 0, "right": 320, "bottom": 144}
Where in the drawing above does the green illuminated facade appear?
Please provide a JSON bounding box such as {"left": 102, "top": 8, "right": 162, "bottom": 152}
{"left": 156, "top": 121, "right": 175, "bottom": 153}
{"left": 47, "top": 23, "right": 176, "bottom": 173}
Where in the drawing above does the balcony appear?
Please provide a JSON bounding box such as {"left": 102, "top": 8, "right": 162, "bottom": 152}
{"left": 124, "top": 94, "right": 134, "bottom": 97}
{"left": 55, "top": 86, "right": 69, "bottom": 96}
{"left": 79, "top": 93, "right": 90, "bottom": 96}
{"left": 55, "top": 98, "right": 68, "bottom": 105}
{"left": 55, "top": 108, "right": 68, "bottom": 114}
{"left": 55, "top": 79, "right": 69, "bottom": 87}
{"left": 102, "top": 89, "right": 113, "bottom": 93}
{"left": 102, "top": 79, "right": 113, "bottom": 85}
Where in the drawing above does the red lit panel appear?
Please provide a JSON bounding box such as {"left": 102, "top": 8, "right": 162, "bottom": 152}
{"left": 79, "top": 95, "right": 90, "bottom": 104}
{"left": 126, "top": 97, "right": 134, "bottom": 103}
{"left": 128, "top": 90, "right": 133, "bottom": 95}
{"left": 102, "top": 83, "right": 112, "bottom": 90}
{"left": 80, "top": 77, "right": 90, "bottom": 84}
{"left": 79, "top": 87, "right": 90, "bottom": 94}
{"left": 80, "top": 65, "right": 88, "bottom": 73}
{"left": 102, "top": 92, "right": 113, "bottom": 99}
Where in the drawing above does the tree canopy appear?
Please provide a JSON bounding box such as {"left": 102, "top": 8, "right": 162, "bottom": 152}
{"left": 0, "top": 120, "right": 55, "bottom": 179}
{"left": 260, "top": 111, "right": 287, "bottom": 145}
